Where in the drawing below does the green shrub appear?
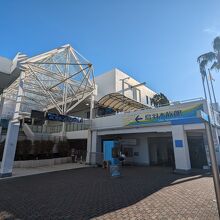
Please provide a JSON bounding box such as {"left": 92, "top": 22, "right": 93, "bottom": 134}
{"left": 0, "top": 141, "right": 5, "bottom": 161}
{"left": 57, "top": 141, "right": 70, "bottom": 157}
{"left": 43, "top": 140, "right": 54, "bottom": 158}
{"left": 31, "top": 140, "right": 41, "bottom": 159}
{"left": 31, "top": 140, "right": 54, "bottom": 159}
{"left": 16, "top": 140, "right": 32, "bottom": 160}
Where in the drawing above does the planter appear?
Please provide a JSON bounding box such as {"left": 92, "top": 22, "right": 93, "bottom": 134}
{"left": 7, "top": 157, "right": 72, "bottom": 168}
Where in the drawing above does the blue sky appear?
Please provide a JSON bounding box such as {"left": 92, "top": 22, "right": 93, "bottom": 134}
{"left": 0, "top": 0, "right": 220, "bottom": 102}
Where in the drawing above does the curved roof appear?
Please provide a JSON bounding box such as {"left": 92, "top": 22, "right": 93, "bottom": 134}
{"left": 97, "top": 92, "right": 150, "bottom": 112}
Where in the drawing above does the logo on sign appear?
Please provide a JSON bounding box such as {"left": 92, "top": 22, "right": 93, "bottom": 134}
{"left": 124, "top": 104, "right": 203, "bottom": 126}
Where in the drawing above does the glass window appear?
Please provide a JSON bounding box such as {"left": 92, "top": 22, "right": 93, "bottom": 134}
{"left": 133, "top": 88, "right": 141, "bottom": 102}
{"left": 133, "top": 88, "right": 137, "bottom": 100}
{"left": 86, "top": 111, "right": 90, "bottom": 119}
{"left": 150, "top": 98, "right": 154, "bottom": 106}
{"left": 146, "top": 96, "right": 149, "bottom": 104}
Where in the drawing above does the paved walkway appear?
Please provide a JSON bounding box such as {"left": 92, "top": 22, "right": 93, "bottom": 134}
{"left": 0, "top": 167, "right": 218, "bottom": 220}
{"left": 0, "top": 163, "right": 89, "bottom": 179}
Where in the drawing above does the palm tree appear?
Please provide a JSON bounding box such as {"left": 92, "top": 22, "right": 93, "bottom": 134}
{"left": 197, "top": 36, "right": 220, "bottom": 105}
{"left": 197, "top": 36, "right": 220, "bottom": 71}
{"left": 151, "top": 93, "right": 169, "bottom": 107}
{"left": 197, "top": 37, "right": 220, "bottom": 213}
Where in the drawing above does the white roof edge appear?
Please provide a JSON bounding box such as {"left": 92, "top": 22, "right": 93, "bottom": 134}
{"left": 0, "top": 56, "right": 13, "bottom": 74}
{"left": 95, "top": 68, "right": 158, "bottom": 95}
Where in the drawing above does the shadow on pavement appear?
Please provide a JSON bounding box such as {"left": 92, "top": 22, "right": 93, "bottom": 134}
{"left": 0, "top": 166, "right": 210, "bottom": 220}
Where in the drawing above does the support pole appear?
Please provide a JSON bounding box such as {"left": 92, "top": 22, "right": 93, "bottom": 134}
{"left": 205, "top": 72, "right": 220, "bottom": 161}
{"left": 90, "top": 94, "right": 94, "bottom": 120}
{"left": 0, "top": 71, "right": 25, "bottom": 177}
{"left": 61, "top": 122, "right": 66, "bottom": 141}
{"left": 86, "top": 94, "right": 94, "bottom": 164}
{"left": 209, "top": 69, "right": 217, "bottom": 105}
{"left": 200, "top": 70, "right": 220, "bottom": 217}
{"left": 0, "top": 120, "right": 20, "bottom": 177}
{"left": 0, "top": 94, "right": 4, "bottom": 116}
{"left": 205, "top": 121, "right": 220, "bottom": 217}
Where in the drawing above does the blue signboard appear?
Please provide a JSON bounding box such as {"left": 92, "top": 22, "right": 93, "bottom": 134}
{"left": 31, "top": 110, "right": 83, "bottom": 123}
{"left": 124, "top": 103, "right": 204, "bottom": 126}
{"left": 46, "top": 113, "right": 83, "bottom": 123}
{"left": 175, "top": 140, "right": 183, "bottom": 148}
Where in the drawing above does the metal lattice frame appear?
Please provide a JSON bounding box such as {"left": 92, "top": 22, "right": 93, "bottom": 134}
{"left": 3, "top": 44, "right": 95, "bottom": 116}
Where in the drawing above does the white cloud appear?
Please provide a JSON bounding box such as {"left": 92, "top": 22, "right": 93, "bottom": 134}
{"left": 203, "top": 26, "right": 220, "bottom": 36}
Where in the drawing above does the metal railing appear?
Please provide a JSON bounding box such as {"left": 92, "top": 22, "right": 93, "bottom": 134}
{"left": 65, "top": 122, "right": 90, "bottom": 132}
{"left": 28, "top": 120, "right": 91, "bottom": 134}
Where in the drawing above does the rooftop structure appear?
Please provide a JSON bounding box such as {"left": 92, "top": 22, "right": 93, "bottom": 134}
{"left": 2, "top": 45, "right": 95, "bottom": 119}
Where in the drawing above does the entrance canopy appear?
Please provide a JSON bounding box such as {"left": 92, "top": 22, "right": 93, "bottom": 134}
{"left": 97, "top": 92, "right": 150, "bottom": 112}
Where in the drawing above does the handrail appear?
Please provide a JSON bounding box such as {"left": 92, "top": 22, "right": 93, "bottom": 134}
{"left": 28, "top": 121, "right": 91, "bottom": 134}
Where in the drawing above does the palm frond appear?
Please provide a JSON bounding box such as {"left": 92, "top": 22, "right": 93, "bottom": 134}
{"left": 213, "top": 36, "right": 220, "bottom": 53}
{"left": 211, "top": 61, "right": 217, "bottom": 70}
{"left": 200, "top": 59, "right": 208, "bottom": 68}
{"left": 199, "top": 60, "right": 208, "bottom": 76}
{"left": 211, "top": 61, "right": 220, "bottom": 71}
{"left": 197, "top": 52, "right": 216, "bottom": 63}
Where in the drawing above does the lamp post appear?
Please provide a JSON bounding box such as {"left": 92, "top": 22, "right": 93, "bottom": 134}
{"left": 200, "top": 70, "right": 220, "bottom": 217}
{"left": 208, "top": 69, "right": 217, "bottom": 105}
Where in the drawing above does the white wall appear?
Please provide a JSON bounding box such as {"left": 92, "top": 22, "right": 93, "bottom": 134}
{"left": 101, "top": 133, "right": 150, "bottom": 165}
{"left": 66, "top": 130, "right": 88, "bottom": 140}
{"left": 94, "top": 68, "right": 156, "bottom": 106}
{"left": 115, "top": 69, "right": 156, "bottom": 106}
{"left": 172, "top": 125, "right": 191, "bottom": 171}
{"left": 94, "top": 70, "right": 116, "bottom": 101}
{"left": 123, "top": 134, "right": 149, "bottom": 165}
{"left": 0, "top": 56, "right": 12, "bottom": 74}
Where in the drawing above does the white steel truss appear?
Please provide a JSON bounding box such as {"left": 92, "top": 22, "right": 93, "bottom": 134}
{"left": 3, "top": 44, "right": 95, "bottom": 116}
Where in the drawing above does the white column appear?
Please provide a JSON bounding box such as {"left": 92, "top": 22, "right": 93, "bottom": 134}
{"left": 90, "top": 94, "right": 95, "bottom": 120}
{"left": 86, "top": 130, "right": 98, "bottom": 165}
{"left": 0, "top": 95, "right": 4, "bottom": 141}
{"left": 43, "top": 120, "right": 48, "bottom": 133}
{"left": 90, "top": 130, "right": 97, "bottom": 165}
{"left": 13, "top": 72, "right": 25, "bottom": 120}
{"left": 0, "top": 95, "right": 4, "bottom": 116}
{"left": 86, "top": 94, "right": 95, "bottom": 164}
{"left": 171, "top": 125, "right": 191, "bottom": 172}
{"left": 86, "top": 129, "right": 92, "bottom": 164}
{"left": 0, "top": 121, "right": 20, "bottom": 177}
{"left": 0, "top": 126, "right": 2, "bottom": 142}
{"left": 0, "top": 71, "right": 24, "bottom": 177}
{"left": 203, "top": 132, "right": 211, "bottom": 166}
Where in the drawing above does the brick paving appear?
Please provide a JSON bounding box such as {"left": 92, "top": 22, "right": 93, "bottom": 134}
{"left": 0, "top": 167, "right": 218, "bottom": 220}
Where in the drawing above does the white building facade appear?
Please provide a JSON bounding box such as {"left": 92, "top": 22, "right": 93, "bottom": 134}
{"left": 64, "top": 69, "right": 220, "bottom": 173}
{"left": 0, "top": 46, "right": 220, "bottom": 177}
{"left": 88, "top": 98, "right": 213, "bottom": 172}
{"left": 95, "top": 68, "right": 156, "bottom": 105}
